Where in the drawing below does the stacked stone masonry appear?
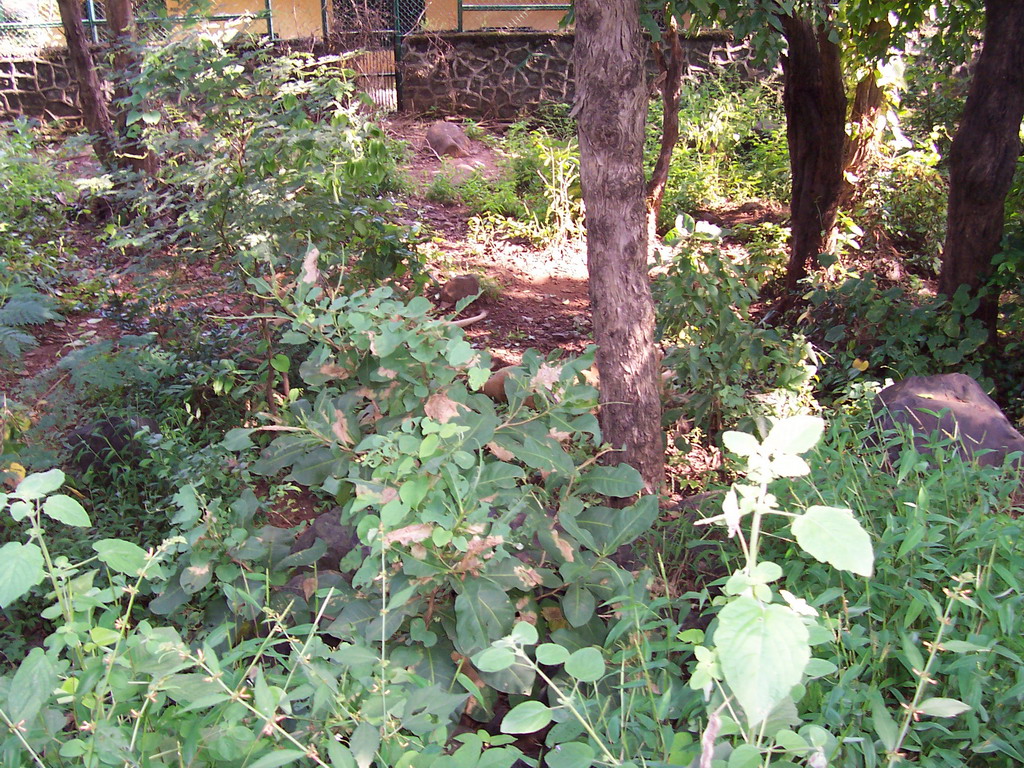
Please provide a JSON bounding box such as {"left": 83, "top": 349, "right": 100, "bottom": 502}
{"left": 399, "top": 30, "right": 741, "bottom": 120}
{"left": 1, "top": 49, "right": 82, "bottom": 120}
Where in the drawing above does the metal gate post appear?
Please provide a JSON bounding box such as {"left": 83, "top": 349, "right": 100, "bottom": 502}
{"left": 320, "top": 0, "right": 329, "bottom": 41}
{"left": 393, "top": 0, "right": 403, "bottom": 111}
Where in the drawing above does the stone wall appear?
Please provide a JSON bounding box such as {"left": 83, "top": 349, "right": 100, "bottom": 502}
{"left": 399, "top": 30, "right": 742, "bottom": 120}
{"left": 1, "top": 48, "right": 82, "bottom": 121}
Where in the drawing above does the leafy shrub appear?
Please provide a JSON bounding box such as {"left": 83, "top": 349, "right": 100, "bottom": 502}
{"left": 800, "top": 275, "right": 989, "bottom": 396}
{"left": 0, "top": 120, "right": 75, "bottom": 291}
{"left": 647, "top": 73, "right": 789, "bottom": 228}
{"left": 655, "top": 216, "right": 816, "bottom": 435}
{"left": 0, "top": 280, "right": 61, "bottom": 366}
{"left": 104, "top": 35, "right": 419, "bottom": 287}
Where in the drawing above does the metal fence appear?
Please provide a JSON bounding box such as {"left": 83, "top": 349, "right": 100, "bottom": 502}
{"left": 321, "top": 0, "right": 423, "bottom": 111}
{"left": 455, "top": 0, "right": 569, "bottom": 32}
{"left": 0, "top": 0, "right": 273, "bottom": 56}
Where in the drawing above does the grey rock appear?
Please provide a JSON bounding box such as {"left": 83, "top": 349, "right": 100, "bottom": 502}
{"left": 874, "top": 373, "right": 1024, "bottom": 468}
{"left": 426, "top": 120, "right": 471, "bottom": 157}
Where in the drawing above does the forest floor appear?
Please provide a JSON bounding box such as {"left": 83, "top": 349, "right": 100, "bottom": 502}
{"left": 4, "top": 117, "right": 784, "bottom": 514}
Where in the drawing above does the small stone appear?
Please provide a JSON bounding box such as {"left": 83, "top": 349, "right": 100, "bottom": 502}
{"left": 426, "top": 121, "right": 471, "bottom": 157}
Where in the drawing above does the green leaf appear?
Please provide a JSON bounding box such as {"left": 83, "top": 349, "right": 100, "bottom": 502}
{"left": 791, "top": 506, "right": 874, "bottom": 577}
{"left": 578, "top": 464, "right": 644, "bottom": 497}
{"left": 536, "top": 643, "right": 570, "bottom": 666}
{"left": 564, "top": 647, "right": 604, "bottom": 683}
{"left": 546, "top": 741, "right": 596, "bottom": 768}
{"left": 42, "top": 495, "right": 91, "bottom": 527}
{"left": 916, "top": 698, "right": 971, "bottom": 718}
{"left": 562, "top": 584, "right": 596, "bottom": 628}
{"left": 248, "top": 750, "right": 308, "bottom": 768}
{"left": 454, "top": 581, "right": 514, "bottom": 656}
{"left": 511, "top": 621, "right": 539, "bottom": 645}
{"left": 715, "top": 595, "right": 810, "bottom": 727}
{"left": 762, "top": 416, "right": 824, "bottom": 455}
{"left": 871, "top": 697, "right": 899, "bottom": 752}
{"left": 723, "top": 430, "right": 761, "bottom": 457}
{"left": 0, "top": 541, "right": 45, "bottom": 608}
{"left": 7, "top": 647, "right": 58, "bottom": 726}
{"left": 141, "top": 110, "right": 162, "bottom": 125}
{"left": 13, "top": 468, "right": 64, "bottom": 500}
{"left": 475, "top": 647, "right": 516, "bottom": 673}
{"left": 728, "top": 744, "right": 763, "bottom": 768}
{"left": 350, "top": 721, "right": 380, "bottom": 768}
{"left": 94, "top": 539, "right": 149, "bottom": 577}
{"left": 270, "top": 354, "right": 291, "bottom": 373}
{"left": 501, "top": 701, "right": 553, "bottom": 734}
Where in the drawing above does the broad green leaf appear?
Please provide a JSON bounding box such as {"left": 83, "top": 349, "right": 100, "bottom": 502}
{"left": 546, "top": 741, "right": 596, "bottom": 768}
{"left": 13, "top": 468, "right": 64, "bottom": 500}
{"left": 562, "top": 584, "right": 596, "bottom": 628}
{"left": 792, "top": 506, "right": 874, "bottom": 577}
{"left": 564, "top": 647, "right": 604, "bottom": 683}
{"left": 6, "top": 647, "right": 58, "bottom": 726}
{"left": 42, "top": 495, "right": 91, "bottom": 527}
{"left": 475, "top": 647, "right": 516, "bottom": 673}
{"left": 715, "top": 595, "right": 810, "bottom": 727}
{"left": 480, "top": 651, "right": 536, "bottom": 695}
{"left": 89, "top": 626, "right": 122, "bottom": 646}
{"left": 454, "top": 581, "right": 514, "bottom": 656}
{"left": 0, "top": 541, "right": 45, "bottom": 608}
{"left": 728, "top": 744, "right": 763, "bottom": 768}
{"left": 247, "top": 751, "right": 308, "bottom": 768}
{"left": 916, "top": 698, "right": 971, "bottom": 718}
{"left": 501, "top": 701, "right": 552, "bottom": 734}
{"left": 723, "top": 430, "right": 761, "bottom": 457}
{"left": 763, "top": 416, "right": 824, "bottom": 455}
{"left": 941, "top": 640, "right": 991, "bottom": 653}
{"left": 350, "top": 721, "right": 380, "bottom": 768}
{"left": 222, "top": 428, "right": 255, "bottom": 451}
{"left": 536, "top": 643, "right": 570, "bottom": 666}
{"left": 871, "top": 697, "right": 898, "bottom": 752}
{"left": 511, "top": 621, "right": 539, "bottom": 645}
{"left": 578, "top": 464, "right": 644, "bottom": 498}
{"left": 94, "top": 539, "right": 149, "bottom": 577}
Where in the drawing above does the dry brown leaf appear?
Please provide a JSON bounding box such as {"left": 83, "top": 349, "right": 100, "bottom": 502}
{"left": 532, "top": 363, "right": 562, "bottom": 391}
{"left": 300, "top": 246, "right": 320, "bottom": 285}
{"left": 486, "top": 441, "right": 515, "bottom": 461}
{"left": 424, "top": 392, "right": 467, "bottom": 424}
{"left": 382, "top": 523, "right": 434, "bottom": 547}
{"left": 332, "top": 410, "right": 353, "bottom": 446}
{"left": 378, "top": 367, "right": 398, "bottom": 380}
{"left": 548, "top": 428, "right": 572, "bottom": 442}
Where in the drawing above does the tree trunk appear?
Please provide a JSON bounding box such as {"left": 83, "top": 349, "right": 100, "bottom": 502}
{"left": 939, "top": 0, "right": 1024, "bottom": 338}
{"left": 781, "top": 12, "right": 847, "bottom": 293}
{"left": 107, "top": 0, "right": 156, "bottom": 174}
{"left": 837, "top": 67, "right": 885, "bottom": 212}
{"left": 54, "top": 0, "right": 116, "bottom": 167}
{"left": 645, "top": 14, "right": 685, "bottom": 242}
{"left": 575, "top": 0, "right": 665, "bottom": 494}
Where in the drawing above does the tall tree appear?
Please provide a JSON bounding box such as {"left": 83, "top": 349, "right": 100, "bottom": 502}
{"left": 575, "top": 0, "right": 665, "bottom": 493}
{"left": 54, "top": 0, "right": 117, "bottom": 167}
{"left": 939, "top": 0, "right": 1024, "bottom": 338}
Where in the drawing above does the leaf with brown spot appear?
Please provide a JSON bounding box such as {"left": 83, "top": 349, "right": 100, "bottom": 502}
{"left": 425, "top": 392, "right": 466, "bottom": 424}
{"left": 383, "top": 523, "right": 434, "bottom": 546}
{"left": 332, "top": 410, "right": 353, "bottom": 446}
{"left": 550, "top": 529, "right": 575, "bottom": 562}
{"left": 548, "top": 428, "right": 572, "bottom": 442}
{"left": 319, "top": 363, "right": 349, "bottom": 380}
{"left": 514, "top": 566, "right": 544, "bottom": 588}
{"left": 378, "top": 367, "right": 398, "bottom": 380}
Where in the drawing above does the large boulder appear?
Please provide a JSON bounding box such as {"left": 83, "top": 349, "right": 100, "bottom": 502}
{"left": 873, "top": 373, "right": 1024, "bottom": 468}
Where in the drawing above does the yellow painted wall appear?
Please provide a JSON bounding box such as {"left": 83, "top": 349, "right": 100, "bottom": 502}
{"left": 166, "top": 0, "right": 319, "bottom": 39}
{"left": 424, "top": 0, "right": 567, "bottom": 31}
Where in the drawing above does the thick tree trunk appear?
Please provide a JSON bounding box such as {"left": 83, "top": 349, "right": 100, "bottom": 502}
{"left": 939, "top": 0, "right": 1024, "bottom": 338}
{"left": 54, "top": 0, "right": 116, "bottom": 167}
{"left": 645, "top": 16, "right": 685, "bottom": 242}
{"left": 107, "top": 0, "right": 156, "bottom": 174}
{"left": 781, "top": 13, "right": 846, "bottom": 293}
{"left": 575, "top": 0, "right": 665, "bottom": 494}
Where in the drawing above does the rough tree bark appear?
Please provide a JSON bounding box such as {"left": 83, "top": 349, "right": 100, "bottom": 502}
{"left": 575, "top": 0, "right": 665, "bottom": 494}
{"left": 645, "top": 14, "right": 685, "bottom": 241}
{"left": 781, "top": 12, "right": 847, "bottom": 293}
{"left": 939, "top": 0, "right": 1024, "bottom": 338}
{"left": 837, "top": 67, "right": 885, "bottom": 212}
{"left": 107, "top": 0, "right": 157, "bottom": 174}
{"left": 54, "top": 0, "right": 116, "bottom": 167}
